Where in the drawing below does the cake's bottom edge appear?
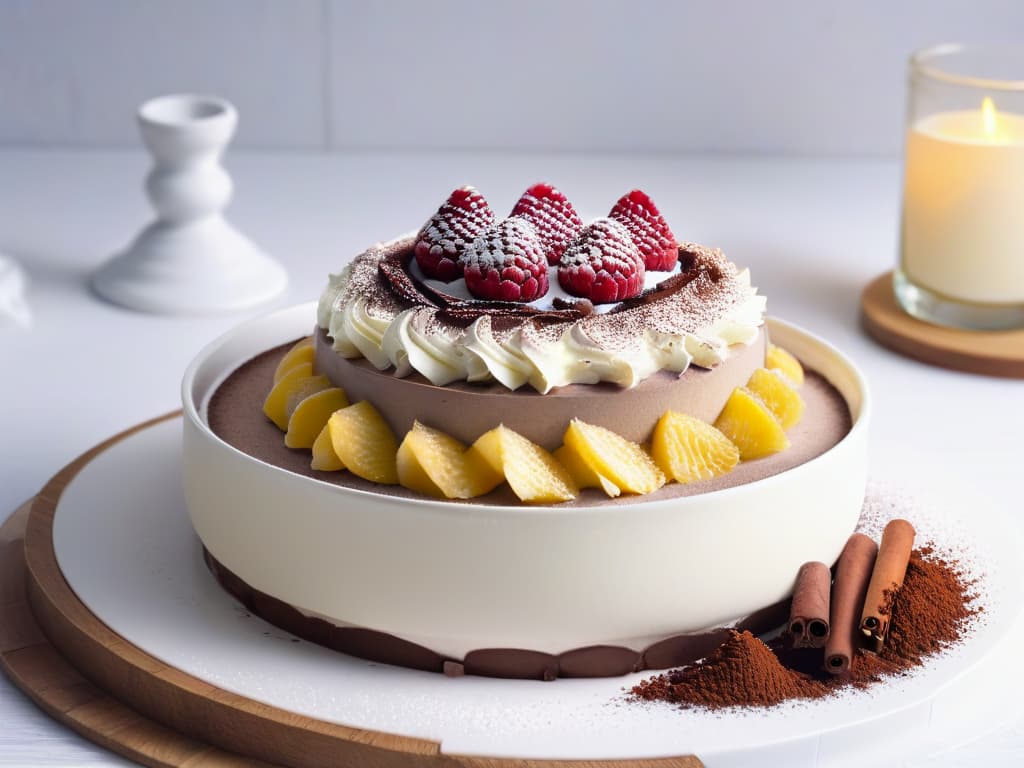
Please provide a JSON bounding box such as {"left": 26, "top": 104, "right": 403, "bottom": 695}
{"left": 203, "top": 548, "right": 790, "bottom": 681}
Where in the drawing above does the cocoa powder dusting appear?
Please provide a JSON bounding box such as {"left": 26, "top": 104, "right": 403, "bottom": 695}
{"left": 630, "top": 547, "right": 979, "bottom": 710}
{"left": 632, "top": 631, "right": 825, "bottom": 709}
{"left": 882, "top": 545, "right": 977, "bottom": 665}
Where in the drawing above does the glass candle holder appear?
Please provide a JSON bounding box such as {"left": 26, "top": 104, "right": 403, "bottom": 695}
{"left": 896, "top": 43, "right": 1024, "bottom": 330}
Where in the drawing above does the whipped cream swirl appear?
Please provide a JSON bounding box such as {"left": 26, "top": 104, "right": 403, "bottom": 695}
{"left": 317, "top": 236, "right": 765, "bottom": 393}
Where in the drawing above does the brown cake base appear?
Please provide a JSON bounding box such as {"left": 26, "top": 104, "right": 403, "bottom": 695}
{"left": 203, "top": 548, "right": 790, "bottom": 680}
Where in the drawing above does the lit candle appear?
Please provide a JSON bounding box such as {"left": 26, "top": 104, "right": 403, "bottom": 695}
{"left": 901, "top": 96, "right": 1024, "bottom": 304}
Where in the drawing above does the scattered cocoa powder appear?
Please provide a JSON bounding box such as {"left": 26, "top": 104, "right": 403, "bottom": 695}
{"left": 883, "top": 545, "right": 976, "bottom": 665}
{"left": 629, "top": 546, "right": 979, "bottom": 710}
{"left": 632, "top": 631, "right": 826, "bottom": 709}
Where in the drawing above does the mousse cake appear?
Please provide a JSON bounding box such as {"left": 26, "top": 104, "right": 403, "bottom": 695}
{"left": 183, "top": 184, "right": 869, "bottom": 679}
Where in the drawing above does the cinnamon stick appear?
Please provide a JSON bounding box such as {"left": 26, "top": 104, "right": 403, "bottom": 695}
{"left": 824, "top": 533, "right": 878, "bottom": 674}
{"left": 788, "top": 561, "right": 831, "bottom": 648}
{"left": 860, "top": 519, "right": 915, "bottom": 652}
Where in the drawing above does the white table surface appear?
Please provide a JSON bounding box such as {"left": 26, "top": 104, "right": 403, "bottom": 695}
{"left": 1, "top": 149, "right": 1022, "bottom": 766}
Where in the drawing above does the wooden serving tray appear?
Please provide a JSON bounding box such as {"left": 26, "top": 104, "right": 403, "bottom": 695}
{"left": 0, "top": 413, "right": 699, "bottom": 768}
{"left": 861, "top": 271, "right": 1024, "bottom": 378}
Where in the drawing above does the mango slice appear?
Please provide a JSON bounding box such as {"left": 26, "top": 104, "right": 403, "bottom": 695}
{"left": 468, "top": 428, "right": 504, "bottom": 476}
{"left": 311, "top": 422, "right": 345, "bottom": 471}
{"left": 273, "top": 337, "right": 315, "bottom": 384}
{"left": 554, "top": 444, "right": 621, "bottom": 498}
{"left": 396, "top": 438, "right": 445, "bottom": 497}
{"left": 651, "top": 410, "right": 739, "bottom": 484}
{"left": 327, "top": 401, "right": 399, "bottom": 484}
{"left": 263, "top": 362, "right": 314, "bottom": 430}
{"left": 471, "top": 426, "right": 578, "bottom": 504}
{"left": 397, "top": 422, "right": 503, "bottom": 499}
{"left": 714, "top": 387, "right": 790, "bottom": 460}
{"left": 284, "top": 387, "right": 349, "bottom": 449}
{"left": 766, "top": 344, "right": 805, "bottom": 386}
{"left": 562, "top": 419, "right": 665, "bottom": 495}
{"left": 284, "top": 375, "right": 332, "bottom": 423}
{"left": 746, "top": 368, "right": 805, "bottom": 429}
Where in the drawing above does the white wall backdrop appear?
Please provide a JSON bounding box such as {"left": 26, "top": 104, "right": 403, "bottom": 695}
{"left": 2, "top": 0, "right": 1023, "bottom": 155}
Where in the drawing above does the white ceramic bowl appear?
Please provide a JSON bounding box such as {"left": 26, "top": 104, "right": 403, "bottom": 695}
{"left": 182, "top": 303, "right": 869, "bottom": 659}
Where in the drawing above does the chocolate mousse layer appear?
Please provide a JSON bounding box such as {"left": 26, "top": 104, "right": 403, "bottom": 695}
{"left": 314, "top": 326, "right": 767, "bottom": 450}
{"left": 207, "top": 340, "right": 852, "bottom": 508}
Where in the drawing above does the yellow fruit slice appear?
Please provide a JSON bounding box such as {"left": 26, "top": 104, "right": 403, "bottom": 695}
{"left": 396, "top": 438, "right": 445, "bottom": 497}
{"left": 327, "top": 401, "right": 399, "bottom": 484}
{"left": 471, "top": 426, "right": 578, "bottom": 504}
{"left": 554, "top": 444, "right": 621, "bottom": 498}
{"left": 651, "top": 411, "right": 739, "bottom": 484}
{"left": 714, "top": 387, "right": 790, "bottom": 460}
{"left": 284, "top": 387, "right": 349, "bottom": 449}
{"left": 563, "top": 419, "right": 665, "bottom": 495}
{"left": 766, "top": 344, "right": 805, "bottom": 387}
{"left": 397, "top": 422, "right": 503, "bottom": 499}
{"left": 311, "top": 422, "right": 345, "bottom": 471}
{"left": 263, "top": 362, "right": 313, "bottom": 430}
{"left": 746, "top": 368, "right": 805, "bottom": 429}
{"left": 468, "top": 428, "right": 503, "bottom": 476}
{"left": 284, "top": 375, "right": 332, "bottom": 422}
{"left": 273, "top": 337, "right": 315, "bottom": 383}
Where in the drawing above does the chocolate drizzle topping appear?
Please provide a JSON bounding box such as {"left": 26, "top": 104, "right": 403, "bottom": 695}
{"left": 375, "top": 255, "right": 426, "bottom": 309}
{"left": 677, "top": 242, "right": 723, "bottom": 279}
{"left": 610, "top": 248, "right": 726, "bottom": 314}
{"left": 375, "top": 243, "right": 726, "bottom": 329}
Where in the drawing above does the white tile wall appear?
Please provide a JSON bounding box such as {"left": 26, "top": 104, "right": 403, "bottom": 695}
{"left": 0, "top": 0, "right": 325, "bottom": 148}
{"left": 2, "top": 0, "right": 1023, "bottom": 155}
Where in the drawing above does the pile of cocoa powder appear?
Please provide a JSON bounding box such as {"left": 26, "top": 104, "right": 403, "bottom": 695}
{"left": 630, "top": 546, "right": 978, "bottom": 710}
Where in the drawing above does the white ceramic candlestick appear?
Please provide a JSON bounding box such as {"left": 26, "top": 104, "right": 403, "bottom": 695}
{"left": 0, "top": 254, "right": 31, "bottom": 327}
{"left": 92, "top": 94, "right": 287, "bottom": 313}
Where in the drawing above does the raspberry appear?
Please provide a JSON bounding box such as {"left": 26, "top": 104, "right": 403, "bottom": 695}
{"left": 510, "top": 183, "right": 583, "bottom": 265}
{"left": 558, "top": 218, "right": 645, "bottom": 304}
{"left": 608, "top": 189, "right": 678, "bottom": 271}
{"left": 463, "top": 218, "right": 549, "bottom": 302}
{"left": 414, "top": 186, "right": 494, "bottom": 281}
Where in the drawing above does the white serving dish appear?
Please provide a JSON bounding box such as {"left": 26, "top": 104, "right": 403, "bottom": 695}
{"left": 52, "top": 417, "right": 1021, "bottom": 764}
{"left": 182, "top": 302, "right": 869, "bottom": 659}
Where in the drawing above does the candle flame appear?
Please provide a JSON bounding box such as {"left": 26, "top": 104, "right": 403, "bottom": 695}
{"left": 982, "top": 96, "right": 998, "bottom": 138}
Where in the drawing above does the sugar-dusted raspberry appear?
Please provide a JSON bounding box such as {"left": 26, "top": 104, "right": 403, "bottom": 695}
{"left": 414, "top": 186, "right": 495, "bottom": 281}
{"left": 609, "top": 189, "right": 678, "bottom": 271}
{"left": 463, "top": 218, "right": 549, "bottom": 302}
{"left": 510, "top": 183, "right": 583, "bottom": 265}
{"left": 558, "top": 218, "right": 645, "bottom": 304}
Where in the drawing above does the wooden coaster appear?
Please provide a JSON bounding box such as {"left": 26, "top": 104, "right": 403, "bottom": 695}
{"left": 0, "top": 413, "right": 701, "bottom": 768}
{"left": 861, "top": 271, "right": 1024, "bottom": 378}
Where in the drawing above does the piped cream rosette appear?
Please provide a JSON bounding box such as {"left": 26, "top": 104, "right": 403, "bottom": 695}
{"left": 318, "top": 237, "right": 766, "bottom": 394}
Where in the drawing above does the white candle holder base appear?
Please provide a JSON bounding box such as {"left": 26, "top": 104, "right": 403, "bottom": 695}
{"left": 92, "top": 94, "right": 287, "bottom": 314}
{"left": 93, "top": 217, "right": 287, "bottom": 314}
{"left": 0, "top": 254, "right": 31, "bottom": 328}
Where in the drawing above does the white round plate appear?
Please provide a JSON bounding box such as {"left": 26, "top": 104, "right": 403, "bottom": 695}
{"left": 49, "top": 416, "right": 1024, "bottom": 766}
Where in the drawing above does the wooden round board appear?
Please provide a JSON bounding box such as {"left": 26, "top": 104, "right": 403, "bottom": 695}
{"left": 861, "top": 271, "right": 1024, "bottom": 378}
{"left": 0, "top": 413, "right": 701, "bottom": 768}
